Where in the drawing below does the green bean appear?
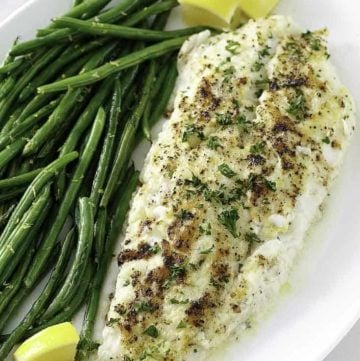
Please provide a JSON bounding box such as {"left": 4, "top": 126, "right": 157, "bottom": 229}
{"left": 141, "top": 60, "right": 157, "bottom": 140}
{"left": 122, "top": 0, "right": 177, "bottom": 27}
{"left": 0, "top": 227, "right": 74, "bottom": 359}
{"left": 77, "top": 169, "right": 138, "bottom": 360}
{"left": 0, "top": 77, "right": 16, "bottom": 101}
{"left": 0, "top": 137, "right": 27, "bottom": 170}
{"left": 0, "top": 287, "right": 29, "bottom": 334}
{"left": 39, "top": 36, "right": 188, "bottom": 93}
{"left": 0, "top": 98, "right": 61, "bottom": 151}
{"left": 152, "top": 10, "right": 171, "bottom": 30}
{"left": 24, "top": 42, "right": 117, "bottom": 156}
{"left": 100, "top": 62, "right": 154, "bottom": 207}
{"left": 11, "top": 0, "right": 155, "bottom": 56}
{"left": 0, "top": 203, "right": 15, "bottom": 229}
{"left": 0, "top": 195, "right": 52, "bottom": 287}
{"left": 0, "top": 247, "right": 33, "bottom": 317}
{"left": 0, "top": 186, "right": 27, "bottom": 202}
{"left": 89, "top": 79, "right": 121, "bottom": 209}
{"left": 0, "top": 104, "right": 27, "bottom": 139}
{"left": 41, "top": 197, "right": 94, "bottom": 321}
{"left": 0, "top": 152, "right": 78, "bottom": 248}
{"left": 76, "top": 209, "right": 107, "bottom": 360}
{"left": 18, "top": 52, "right": 93, "bottom": 123}
{"left": 19, "top": 40, "right": 108, "bottom": 102}
{"left": 0, "top": 186, "right": 51, "bottom": 277}
{"left": 0, "top": 168, "right": 42, "bottom": 189}
{"left": 60, "top": 0, "right": 112, "bottom": 20}
{"left": 0, "top": 46, "right": 65, "bottom": 127}
{"left": 0, "top": 259, "right": 91, "bottom": 344}
{"left": 109, "top": 166, "right": 139, "bottom": 241}
{"left": 24, "top": 110, "right": 104, "bottom": 288}
{"left": 54, "top": 16, "right": 206, "bottom": 42}
{"left": 0, "top": 58, "right": 24, "bottom": 75}
{"left": 149, "top": 56, "right": 178, "bottom": 128}
{"left": 57, "top": 77, "right": 114, "bottom": 172}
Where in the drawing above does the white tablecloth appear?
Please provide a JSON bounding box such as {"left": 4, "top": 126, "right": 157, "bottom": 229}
{"left": 0, "top": 1, "right": 359, "bottom": 360}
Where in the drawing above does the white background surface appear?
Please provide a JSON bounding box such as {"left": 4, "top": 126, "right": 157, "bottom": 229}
{"left": 1, "top": 1, "right": 359, "bottom": 360}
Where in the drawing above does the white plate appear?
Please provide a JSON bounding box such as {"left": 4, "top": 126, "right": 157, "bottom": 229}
{"left": 1, "top": 1, "right": 360, "bottom": 361}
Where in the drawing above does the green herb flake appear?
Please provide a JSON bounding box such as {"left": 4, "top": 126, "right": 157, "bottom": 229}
{"left": 302, "top": 31, "right": 322, "bottom": 51}
{"left": 199, "top": 222, "right": 212, "bottom": 235}
{"left": 170, "top": 298, "right": 189, "bottom": 305}
{"left": 259, "top": 46, "right": 271, "bottom": 58}
{"left": 207, "top": 136, "right": 222, "bottom": 150}
{"left": 199, "top": 245, "right": 214, "bottom": 255}
{"left": 216, "top": 113, "right": 233, "bottom": 125}
{"left": 177, "top": 320, "right": 187, "bottom": 329}
{"left": 245, "top": 232, "right": 262, "bottom": 244}
{"left": 135, "top": 302, "right": 154, "bottom": 313}
{"left": 209, "top": 277, "right": 222, "bottom": 290}
{"left": 144, "top": 325, "right": 159, "bottom": 338}
{"left": 264, "top": 179, "right": 277, "bottom": 191}
{"left": 106, "top": 318, "right": 120, "bottom": 326}
{"left": 322, "top": 136, "right": 330, "bottom": 144}
{"left": 123, "top": 280, "right": 130, "bottom": 287}
{"left": 253, "top": 61, "right": 264, "bottom": 72}
{"left": 218, "top": 208, "right": 239, "bottom": 237}
{"left": 287, "top": 89, "right": 307, "bottom": 121}
{"left": 178, "top": 209, "right": 194, "bottom": 221}
{"left": 250, "top": 141, "right": 266, "bottom": 155}
{"left": 237, "top": 115, "right": 252, "bottom": 133}
{"left": 218, "top": 163, "right": 236, "bottom": 178}
{"left": 225, "top": 40, "right": 241, "bottom": 55}
{"left": 182, "top": 124, "right": 205, "bottom": 142}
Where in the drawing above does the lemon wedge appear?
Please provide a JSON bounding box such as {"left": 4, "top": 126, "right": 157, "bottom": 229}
{"left": 238, "top": 0, "right": 280, "bottom": 18}
{"left": 179, "top": 0, "right": 280, "bottom": 29}
{"left": 178, "top": 0, "right": 245, "bottom": 29}
{"left": 14, "top": 322, "right": 79, "bottom": 361}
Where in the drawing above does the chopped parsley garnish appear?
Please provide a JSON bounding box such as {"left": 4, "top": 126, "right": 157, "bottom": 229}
{"left": 264, "top": 179, "right": 277, "bottom": 191}
{"left": 199, "top": 245, "right": 214, "bottom": 255}
{"left": 302, "top": 31, "right": 321, "bottom": 51}
{"left": 237, "top": 115, "right": 252, "bottom": 133}
{"left": 170, "top": 298, "right": 189, "bottom": 305}
{"left": 218, "top": 208, "right": 239, "bottom": 237}
{"left": 287, "top": 88, "right": 308, "bottom": 121}
{"left": 253, "top": 61, "right": 264, "bottom": 72}
{"left": 149, "top": 243, "right": 161, "bottom": 255}
{"left": 199, "top": 222, "right": 212, "bottom": 235}
{"left": 123, "top": 280, "right": 130, "bottom": 287}
{"left": 259, "top": 46, "right": 271, "bottom": 58}
{"left": 209, "top": 277, "right": 222, "bottom": 289}
{"left": 106, "top": 318, "right": 120, "bottom": 326}
{"left": 177, "top": 320, "right": 187, "bottom": 329}
{"left": 182, "top": 124, "right": 205, "bottom": 142}
{"left": 218, "top": 163, "right": 236, "bottom": 178}
{"left": 322, "top": 136, "right": 331, "bottom": 144}
{"left": 124, "top": 356, "right": 133, "bottom": 361}
{"left": 135, "top": 302, "right": 154, "bottom": 313}
{"left": 250, "top": 141, "right": 266, "bottom": 155}
{"left": 144, "top": 325, "right": 159, "bottom": 338}
{"left": 245, "top": 232, "right": 262, "bottom": 244}
{"left": 207, "top": 136, "right": 222, "bottom": 150}
{"left": 178, "top": 209, "right": 194, "bottom": 221}
{"left": 225, "top": 40, "right": 241, "bottom": 55}
{"left": 216, "top": 112, "right": 233, "bottom": 125}
{"left": 164, "top": 263, "right": 186, "bottom": 288}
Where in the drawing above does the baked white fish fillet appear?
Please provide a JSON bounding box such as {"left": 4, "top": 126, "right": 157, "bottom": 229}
{"left": 99, "top": 15, "right": 356, "bottom": 361}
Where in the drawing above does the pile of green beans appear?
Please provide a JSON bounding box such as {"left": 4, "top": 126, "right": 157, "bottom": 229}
{"left": 0, "top": 0, "right": 205, "bottom": 359}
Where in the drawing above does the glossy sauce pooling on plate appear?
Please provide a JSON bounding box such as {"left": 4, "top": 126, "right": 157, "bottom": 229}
{"left": 99, "top": 15, "right": 355, "bottom": 361}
